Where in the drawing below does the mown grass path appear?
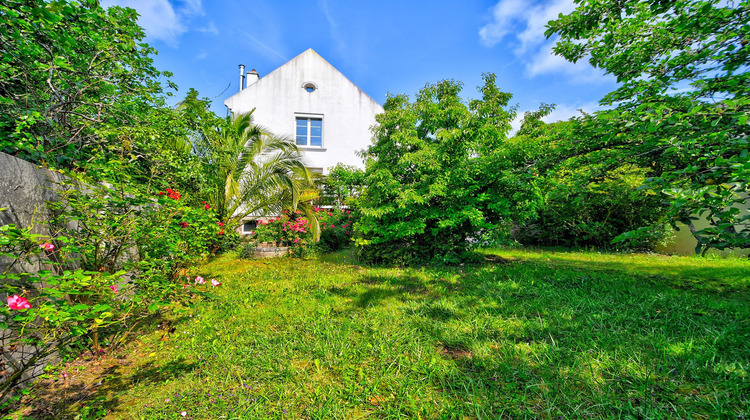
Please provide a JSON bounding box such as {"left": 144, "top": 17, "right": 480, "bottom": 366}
{"left": 15, "top": 249, "right": 750, "bottom": 419}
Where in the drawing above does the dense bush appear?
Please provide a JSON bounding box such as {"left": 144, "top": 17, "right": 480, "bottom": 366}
{"left": 356, "top": 75, "right": 542, "bottom": 265}
{"left": 515, "top": 164, "right": 667, "bottom": 249}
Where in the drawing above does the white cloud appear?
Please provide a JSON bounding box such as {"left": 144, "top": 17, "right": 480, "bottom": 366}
{"left": 101, "top": 0, "right": 205, "bottom": 47}
{"left": 525, "top": 41, "right": 611, "bottom": 83}
{"left": 197, "top": 21, "right": 219, "bottom": 35}
{"left": 478, "top": 0, "right": 527, "bottom": 47}
{"left": 479, "top": 0, "right": 611, "bottom": 84}
{"left": 515, "top": 0, "right": 576, "bottom": 54}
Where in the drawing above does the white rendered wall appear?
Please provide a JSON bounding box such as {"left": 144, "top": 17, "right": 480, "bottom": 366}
{"left": 224, "top": 49, "right": 383, "bottom": 174}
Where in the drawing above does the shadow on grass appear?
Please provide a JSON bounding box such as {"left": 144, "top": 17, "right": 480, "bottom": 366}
{"left": 10, "top": 313, "right": 198, "bottom": 420}
{"left": 322, "top": 250, "right": 750, "bottom": 417}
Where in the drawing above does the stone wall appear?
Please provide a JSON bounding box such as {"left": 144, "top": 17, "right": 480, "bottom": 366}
{"left": 0, "top": 151, "right": 70, "bottom": 273}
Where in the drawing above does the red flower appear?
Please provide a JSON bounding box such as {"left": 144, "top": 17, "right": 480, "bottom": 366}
{"left": 218, "top": 229, "right": 224, "bottom": 235}
{"left": 217, "top": 221, "right": 224, "bottom": 227}
{"left": 180, "top": 222, "right": 189, "bottom": 228}
{"left": 204, "top": 204, "right": 210, "bottom": 210}
{"left": 7, "top": 295, "right": 31, "bottom": 310}
{"left": 165, "top": 188, "right": 181, "bottom": 200}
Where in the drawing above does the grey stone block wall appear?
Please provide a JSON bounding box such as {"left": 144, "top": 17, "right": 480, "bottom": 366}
{"left": 0, "top": 151, "right": 68, "bottom": 274}
{"left": 0, "top": 152, "right": 68, "bottom": 396}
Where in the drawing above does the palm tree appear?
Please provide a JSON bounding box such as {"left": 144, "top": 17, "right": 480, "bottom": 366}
{"left": 196, "top": 110, "right": 319, "bottom": 236}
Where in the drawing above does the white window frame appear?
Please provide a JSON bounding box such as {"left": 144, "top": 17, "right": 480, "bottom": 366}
{"left": 295, "top": 113, "right": 324, "bottom": 148}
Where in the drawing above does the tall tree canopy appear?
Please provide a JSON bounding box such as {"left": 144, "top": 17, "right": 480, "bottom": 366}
{"left": 547, "top": 0, "right": 750, "bottom": 253}
{"left": 0, "top": 0, "right": 167, "bottom": 168}
{"left": 356, "top": 74, "right": 543, "bottom": 264}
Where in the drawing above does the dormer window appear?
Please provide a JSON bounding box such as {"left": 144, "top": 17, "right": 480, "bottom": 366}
{"left": 302, "top": 82, "right": 317, "bottom": 93}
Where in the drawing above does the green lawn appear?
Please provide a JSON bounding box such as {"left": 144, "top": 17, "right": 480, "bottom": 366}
{"left": 15, "top": 249, "right": 750, "bottom": 419}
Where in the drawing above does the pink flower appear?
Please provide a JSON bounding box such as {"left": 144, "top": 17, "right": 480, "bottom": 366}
{"left": 249, "top": 230, "right": 255, "bottom": 235}
{"left": 330, "top": 224, "right": 335, "bottom": 228}
{"left": 109, "top": 285, "right": 118, "bottom": 293}
{"left": 346, "top": 210, "right": 351, "bottom": 214}
{"left": 328, "top": 213, "right": 333, "bottom": 217}
{"left": 294, "top": 238, "right": 299, "bottom": 243}
{"left": 7, "top": 295, "right": 31, "bottom": 310}
{"left": 39, "top": 243, "right": 55, "bottom": 252}
{"left": 211, "top": 279, "right": 221, "bottom": 287}
{"left": 195, "top": 276, "right": 205, "bottom": 284}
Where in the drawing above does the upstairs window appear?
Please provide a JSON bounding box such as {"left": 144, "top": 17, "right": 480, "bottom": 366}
{"left": 296, "top": 117, "right": 323, "bottom": 147}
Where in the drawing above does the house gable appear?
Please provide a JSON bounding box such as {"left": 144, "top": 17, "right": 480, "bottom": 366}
{"left": 224, "top": 49, "right": 383, "bottom": 173}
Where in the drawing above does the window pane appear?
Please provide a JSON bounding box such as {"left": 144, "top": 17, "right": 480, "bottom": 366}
{"left": 310, "top": 135, "right": 322, "bottom": 147}
{"left": 310, "top": 119, "right": 322, "bottom": 128}
{"left": 310, "top": 126, "right": 322, "bottom": 136}
{"left": 296, "top": 135, "right": 307, "bottom": 146}
{"left": 296, "top": 118, "right": 307, "bottom": 127}
{"left": 296, "top": 126, "right": 307, "bottom": 136}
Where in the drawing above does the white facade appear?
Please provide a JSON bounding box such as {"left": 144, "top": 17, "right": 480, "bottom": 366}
{"left": 224, "top": 49, "right": 383, "bottom": 174}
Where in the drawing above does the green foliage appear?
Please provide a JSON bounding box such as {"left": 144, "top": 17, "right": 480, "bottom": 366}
{"left": 0, "top": 0, "right": 167, "bottom": 167}
{"left": 547, "top": 0, "right": 750, "bottom": 253}
{"left": 357, "top": 74, "right": 542, "bottom": 265}
{"left": 510, "top": 111, "right": 668, "bottom": 249}
{"left": 0, "top": 177, "right": 223, "bottom": 401}
{"left": 320, "top": 164, "right": 365, "bottom": 208}
{"left": 317, "top": 208, "right": 357, "bottom": 253}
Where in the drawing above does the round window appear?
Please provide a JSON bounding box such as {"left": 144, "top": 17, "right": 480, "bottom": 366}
{"left": 303, "top": 83, "right": 317, "bottom": 93}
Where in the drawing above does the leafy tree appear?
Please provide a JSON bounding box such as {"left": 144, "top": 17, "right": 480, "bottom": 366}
{"left": 356, "top": 74, "right": 542, "bottom": 264}
{"left": 321, "top": 163, "right": 365, "bottom": 208}
{"left": 509, "top": 109, "right": 668, "bottom": 249}
{"left": 0, "top": 0, "right": 168, "bottom": 168}
{"left": 547, "top": 0, "right": 749, "bottom": 253}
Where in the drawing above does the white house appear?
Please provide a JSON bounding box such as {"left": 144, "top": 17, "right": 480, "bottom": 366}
{"left": 224, "top": 48, "right": 384, "bottom": 174}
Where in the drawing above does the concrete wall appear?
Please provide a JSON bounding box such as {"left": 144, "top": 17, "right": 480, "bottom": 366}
{"left": 224, "top": 49, "right": 383, "bottom": 174}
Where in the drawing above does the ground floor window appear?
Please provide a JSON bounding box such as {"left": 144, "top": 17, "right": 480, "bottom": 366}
{"left": 242, "top": 220, "right": 257, "bottom": 233}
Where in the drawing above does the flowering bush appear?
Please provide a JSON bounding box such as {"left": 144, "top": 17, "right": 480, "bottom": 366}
{"left": 245, "top": 207, "right": 357, "bottom": 257}
{"left": 317, "top": 207, "right": 356, "bottom": 252}
{"left": 0, "top": 182, "right": 230, "bottom": 400}
{"left": 248, "top": 211, "right": 313, "bottom": 257}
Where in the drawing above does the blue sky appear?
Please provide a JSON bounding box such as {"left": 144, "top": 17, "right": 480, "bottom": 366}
{"left": 100, "top": 0, "right": 619, "bottom": 130}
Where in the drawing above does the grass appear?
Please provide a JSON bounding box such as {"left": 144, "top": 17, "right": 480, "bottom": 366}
{"left": 10, "top": 248, "right": 750, "bottom": 419}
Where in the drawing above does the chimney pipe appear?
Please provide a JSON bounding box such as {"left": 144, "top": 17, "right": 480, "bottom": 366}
{"left": 238, "top": 64, "right": 245, "bottom": 92}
